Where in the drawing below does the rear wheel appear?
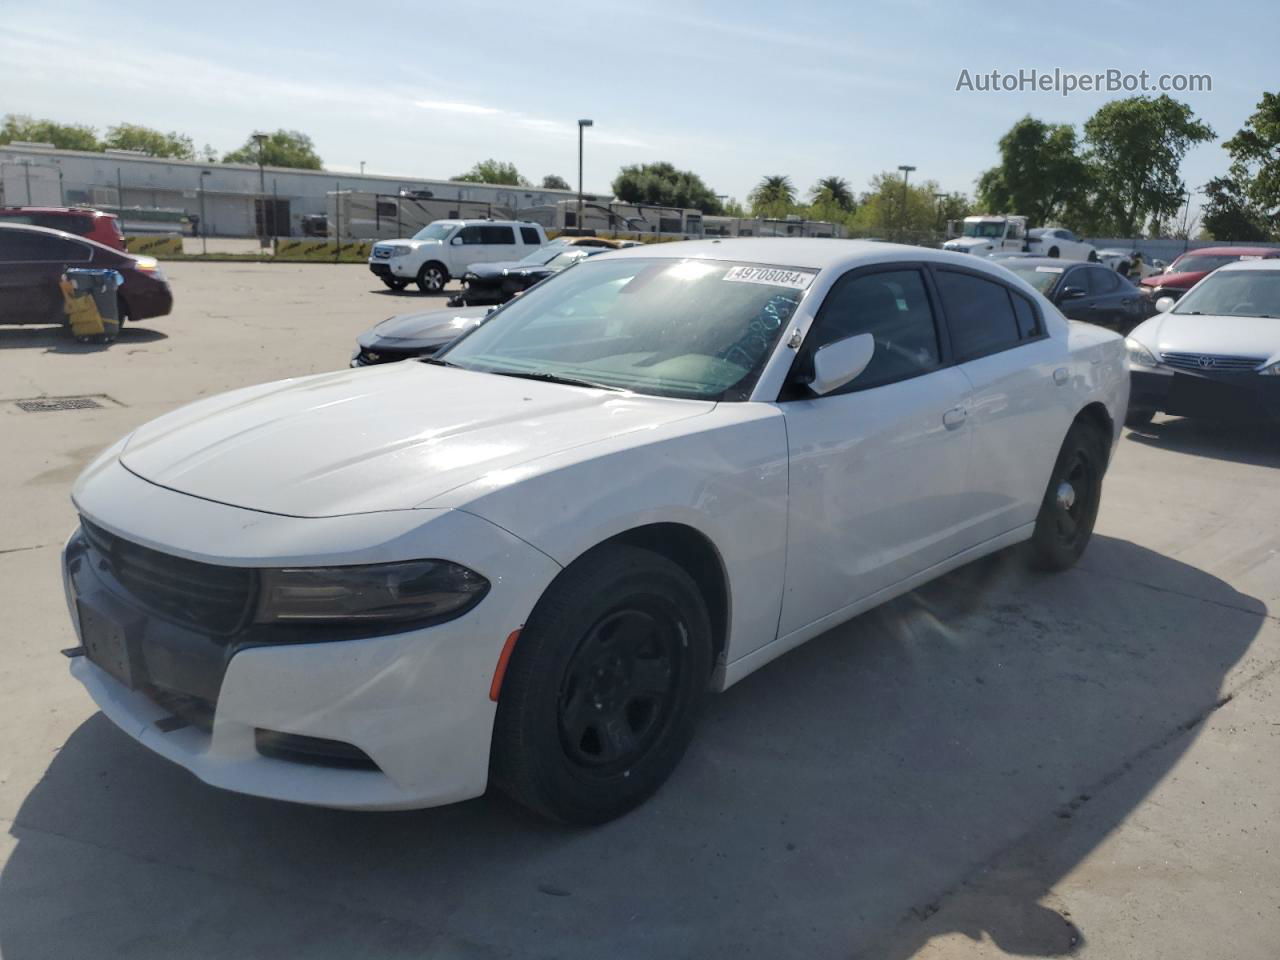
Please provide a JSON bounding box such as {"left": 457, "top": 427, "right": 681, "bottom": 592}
{"left": 381, "top": 277, "right": 409, "bottom": 291}
{"left": 1047, "top": 246, "right": 1060, "bottom": 258}
{"left": 416, "top": 262, "right": 447, "bottom": 293}
{"left": 491, "top": 544, "right": 712, "bottom": 824}
{"left": 1087, "top": 250, "right": 1099, "bottom": 262}
{"left": 1028, "top": 422, "right": 1106, "bottom": 571}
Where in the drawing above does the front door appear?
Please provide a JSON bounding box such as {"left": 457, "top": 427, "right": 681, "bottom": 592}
{"left": 778, "top": 265, "right": 975, "bottom": 638}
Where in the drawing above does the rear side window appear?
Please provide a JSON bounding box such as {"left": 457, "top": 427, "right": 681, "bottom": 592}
{"left": 1011, "top": 291, "right": 1040, "bottom": 339}
{"left": 520, "top": 226, "right": 540, "bottom": 245}
{"left": 805, "top": 268, "right": 941, "bottom": 391}
{"left": 478, "top": 225, "right": 515, "bottom": 244}
{"left": 935, "top": 269, "right": 1023, "bottom": 359}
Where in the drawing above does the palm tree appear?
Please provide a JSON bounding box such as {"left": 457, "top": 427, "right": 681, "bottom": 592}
{"left": 811, "top": 176, "right": 854, "bottom": 212}
{"left": 749, "top": 175, "right": 797, "bottom": 217}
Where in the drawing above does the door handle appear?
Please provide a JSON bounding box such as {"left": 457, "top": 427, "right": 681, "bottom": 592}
{"left": 1053, "top": 367, "right": 1069, "bottom": 385}
{"left": 942, "top": 407, "right": 967, "bottom": 429}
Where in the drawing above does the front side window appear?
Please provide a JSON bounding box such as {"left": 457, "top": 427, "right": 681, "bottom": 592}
{"left": 457, "top": 225, "right": 484, "bottom": 244}
{"left": 935, "top": 269, "right": 1022, "bottom": 359}
{"left": 438, "top": 258, "right": 812, "bottom": 400}
{"left": 803, "top": 268, "right": 941, "bottom": 391}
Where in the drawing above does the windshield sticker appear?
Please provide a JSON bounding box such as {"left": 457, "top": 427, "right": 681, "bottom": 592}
{"left": 723, "top": 265, "right": 814, "bottom": 290}
{"left": 1035, "top": 266, "right": 1065, "bottom": 274}
{"left": 1238, "top": 255, "right": 1263, "bottom": 261}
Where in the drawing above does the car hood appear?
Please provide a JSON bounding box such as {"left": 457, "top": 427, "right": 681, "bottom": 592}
{"left": 1141, "top": 269, "right": 1205, "bottom": 290}
{"left": 1131, "top": 312, "right": 1280, "bottom": 362}
{"left": 358, "top": 306, "right": 488, "bottom": 347}
{"left": 118, "top": 363, "right": 714, "bottom": 517}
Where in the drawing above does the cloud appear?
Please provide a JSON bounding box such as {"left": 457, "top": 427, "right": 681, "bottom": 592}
{"left": 413, "top": 100, "right": 503, "bottom": 116}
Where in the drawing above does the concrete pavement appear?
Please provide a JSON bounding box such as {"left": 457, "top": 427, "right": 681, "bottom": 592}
{"left": 0, "top": 262, "right": 1276, "bottom": 958}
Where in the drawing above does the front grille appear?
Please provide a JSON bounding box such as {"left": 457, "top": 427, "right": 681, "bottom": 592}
{"left": 356, "top": 343, "right": 437, "bottom": 365}
{"left": 81, "top": 520, "right": 255, "bottom": 634}
{"left": 1160, "top": 352, "right": 1265, "bottom": 373}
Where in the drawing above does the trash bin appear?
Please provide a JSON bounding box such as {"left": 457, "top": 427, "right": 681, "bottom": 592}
{"left": 62, "top": 269, "right": 124, "bottom": 343}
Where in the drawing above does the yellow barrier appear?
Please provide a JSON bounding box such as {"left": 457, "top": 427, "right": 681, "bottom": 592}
{"left": 275, "top": 239, "right": 372, "bottom": 261}
{"left": 125, "top": 235, "right": 184, "bottom": 257}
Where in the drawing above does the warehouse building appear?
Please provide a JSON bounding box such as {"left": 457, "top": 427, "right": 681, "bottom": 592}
{"left": 0, "top": 142, "right": 595, "bottom": 238}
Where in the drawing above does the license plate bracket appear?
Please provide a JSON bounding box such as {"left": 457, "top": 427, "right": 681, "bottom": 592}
{"left": 77, "top": 601, "right": 135, "bottom": 689}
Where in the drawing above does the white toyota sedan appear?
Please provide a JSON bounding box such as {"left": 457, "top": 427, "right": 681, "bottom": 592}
{"left": 63, "top": 239, "right": 1128, "bottom": 824}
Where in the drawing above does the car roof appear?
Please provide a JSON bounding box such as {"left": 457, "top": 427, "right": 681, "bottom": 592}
{"left": 0, "top": 206, "right": 111, "bottom": 216}
{"left": 593, "top": 237, "right": 1002, "bottom": 275}
{"left": 1215, "top": 257, "right": 1280, "bottom": 273}
{"left": 1178, "top": 246, "right": 1280, "bottom": 257}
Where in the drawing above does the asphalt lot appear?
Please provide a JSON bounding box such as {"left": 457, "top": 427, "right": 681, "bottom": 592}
{"left": 1, "top": 261, "right": 1277, "bottom": 959}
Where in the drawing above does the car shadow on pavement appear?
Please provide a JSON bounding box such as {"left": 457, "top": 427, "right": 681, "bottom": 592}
{"left": 0, "top": 326, "right": 169, "bottom": 354}
{"left": 0, "top": 536, "right": 1264, "bottom": 959}
{"left": 369, "top": 287, "right": 451, "bottom": 299}
{"left": 1125, "top": 417, "right": 1280, "bottom": 469}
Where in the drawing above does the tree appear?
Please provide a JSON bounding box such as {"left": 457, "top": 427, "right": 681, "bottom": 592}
{"left": 450, "top": 159, "right": 529, "bottom": 186}
{"left": 223, "top": 130, "right": 322, "bottom": 169}
{"left": 749, "top": 175, "right": 797, "bottom": 218}
{"left": 1201, "top": 175, "right": 1269, "bottom": 241}
{"left": 975, "top": 116, "right": 1089, "bottom": 224}
{"left": 848, "top": 172, "right": 954, "bottom": 238}
{"left": 611, "top": 162, "right": 724, "bottom": 214}
{"left": 540, "top": 174, "right": 571, "bottom": 190}
{"left": 809, "top": 176, "right": 854, "bottom": 212}
{"left": 1208, "top": 91, "right": 1280, "bottom": 238}
{"left": 1082, "top": 95, "right": 1214, "bottom": 236}
{"left": 0, "top": 113, "right": 99, "bottom": 151}
{"left": 103, "top": 123, "right": 194, "bottom": 160}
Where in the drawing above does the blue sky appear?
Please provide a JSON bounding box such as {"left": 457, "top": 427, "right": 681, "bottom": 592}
{"left": 3, "top": 0, "right": 1272, "bottom": 212}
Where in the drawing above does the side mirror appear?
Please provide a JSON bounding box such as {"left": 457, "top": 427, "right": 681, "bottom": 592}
{"left": 1155, "top": 296, "right": 1176, "bottom": 313}
{"left": 1059, "top": 286, "right": 1086, "bottom": 301}
{"left": 450, "top": 236, "right": 464, "bottom": 246}
{"left": 809, "top": 333, "right": 875, "bottom": 396}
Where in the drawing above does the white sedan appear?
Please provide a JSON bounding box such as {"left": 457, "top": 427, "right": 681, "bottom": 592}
{"left": 1026, "top": 227, "right": 1097, "bottom": 262}
{"left": 62, "top": 239, "right": 1128, "bottom": 824}
{"left": 1124, "top": 258, "right": 1280, "bottom": 426}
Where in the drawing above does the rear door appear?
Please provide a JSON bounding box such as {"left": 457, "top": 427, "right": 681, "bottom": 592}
{"left": 932, "top": 266, "right": 1072, "bottom": 543}
{"left": 1083, "top": 265, "right": 1141, "bottom": 333}
{"left": 778, "top": 264, "right": 975, "bottom": 637}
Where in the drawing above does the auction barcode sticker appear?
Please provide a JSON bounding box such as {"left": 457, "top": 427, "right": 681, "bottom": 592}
{"left": 723, "top": 265, "right": 815, "bottom": 290}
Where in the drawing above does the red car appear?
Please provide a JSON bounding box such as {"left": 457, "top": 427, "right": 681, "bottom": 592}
{"left": 1140, "top": 246, "right": 1280, "bottom": 303}
{"left": 0, "top": 206, "right": 127, "bottom": 251}
{"left": 0, "top": 223, "right": 173, "bottom": 326}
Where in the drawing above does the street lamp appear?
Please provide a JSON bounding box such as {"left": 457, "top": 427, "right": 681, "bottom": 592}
{"left": 360, "top": 160, "right": 366, "bottom": 175}
{"left": 199, "top": 170, "right": 212, "bottom": 255}
{"left": 933, "top": 191, "right": 947, "bottom": 233}
{"left": 252, "top": 132, "right": 269, "bottom": 248}
{"left": 577, "top": 119, "right": 593, "bottom": 234}
{"left": 897, "top": 164, "right": 916, "bottom": 239}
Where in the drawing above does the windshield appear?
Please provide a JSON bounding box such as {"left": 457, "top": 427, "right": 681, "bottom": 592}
{"left": 1167, "top": 253, "right": 1245, "bottom": 275}
{"left": 437, "top": 258, "right": 813, "bottom": 400}
{"left": 962, "top": 221, "right": 1006, "bottom": 238}
{"left": 411, "top": 222, "right": 455, "bottom": 241}
{"left": 1003, "top": 263, "right": 1063, "bottom": 294}
{"left": 1172, "top": 269, "right": 1280, "bottom": 318}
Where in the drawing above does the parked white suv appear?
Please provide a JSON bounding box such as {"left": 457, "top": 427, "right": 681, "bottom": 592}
{"left": 368, "top": 219, "right": 548, "bottom": 292}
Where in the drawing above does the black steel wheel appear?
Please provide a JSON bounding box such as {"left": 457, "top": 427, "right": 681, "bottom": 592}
{"left": 1029, "top": 421, "right": 1106, "bottom": 571}
{"left": 491, "top": 544, "right": 712, "bottom": 824}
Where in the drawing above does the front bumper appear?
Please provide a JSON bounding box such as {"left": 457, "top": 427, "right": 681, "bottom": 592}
{"left": 63, "top": 460, "right": 562, "bottom": 810}
{"left": 1129, "top": 367, "right": 1280, "bottom": 421}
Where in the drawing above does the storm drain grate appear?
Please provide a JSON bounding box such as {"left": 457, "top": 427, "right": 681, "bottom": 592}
{"left": 14, "top": 396, "right": 105, "bottom": 413}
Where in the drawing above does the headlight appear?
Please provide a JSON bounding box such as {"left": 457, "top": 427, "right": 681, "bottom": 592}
{"left": 1125, "top": 337, "right": 1160, "bottom": 368}
{"left": 255, "top": 560, "right": 489, "bottom": 624}
{"left": 1259, "top": 360, "right": 1280, "bottom": 376}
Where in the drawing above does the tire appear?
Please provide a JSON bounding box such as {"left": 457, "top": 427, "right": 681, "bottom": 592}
{"left": 381, "top": 277, "right": 409, "bottom": 291}
{"left": 1048, "top": 246, "right": 1060, "bottom": 259}
{"left": 416, "top": 262, "right": 447, "bottom": 293}
{"left": 1028, "top": 421, "right": 1106, "bottom": 572}
{"left": 1124, "top": 407, "right": 1155, "bottom": 428}
{"left": 1087, "top": 250, "right": 1098, "bottom": 262}
{"left": 491, "top": 544, "right": 713, "bottom": 824}
{"left": 117, "top": 296, "right": 131, "bottom": 324}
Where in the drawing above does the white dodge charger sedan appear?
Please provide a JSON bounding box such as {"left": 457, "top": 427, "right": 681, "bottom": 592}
{"left": 63, "top": 239, "right": 1128, "bottom": 824}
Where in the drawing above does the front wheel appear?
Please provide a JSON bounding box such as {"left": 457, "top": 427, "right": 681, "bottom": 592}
{"left": 491, "top": 544, "right": 712, "bottom": 824}
{"left": 1028, "top": 421, "right": 1106, "bottom": 571}
{"left": 381, "top": 277, "right": 409, "bottom": 291}
{"left": 1087, "top": 250, "right": 1099, "bottom": 262}
{"left": 416, "top": 262, "right": 447, "bottom": 293}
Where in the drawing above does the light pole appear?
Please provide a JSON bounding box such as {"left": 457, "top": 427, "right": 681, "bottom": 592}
{"left": 577, "top": 119, "right": 593, "bottom": 234}
{"left": 360, "top": 160, "right": 366, "bottom": 175}
{"left": 897, "top": 164, "right": 916, "bottom": 239}
{"left": 252, "top": 132, "right": 269, "bottom": 248}
{"left": 933, "top": 191, "right": 946, "bottom": 233}
{"left": 199, "top": 170, "right": 212, "bottom": 255}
